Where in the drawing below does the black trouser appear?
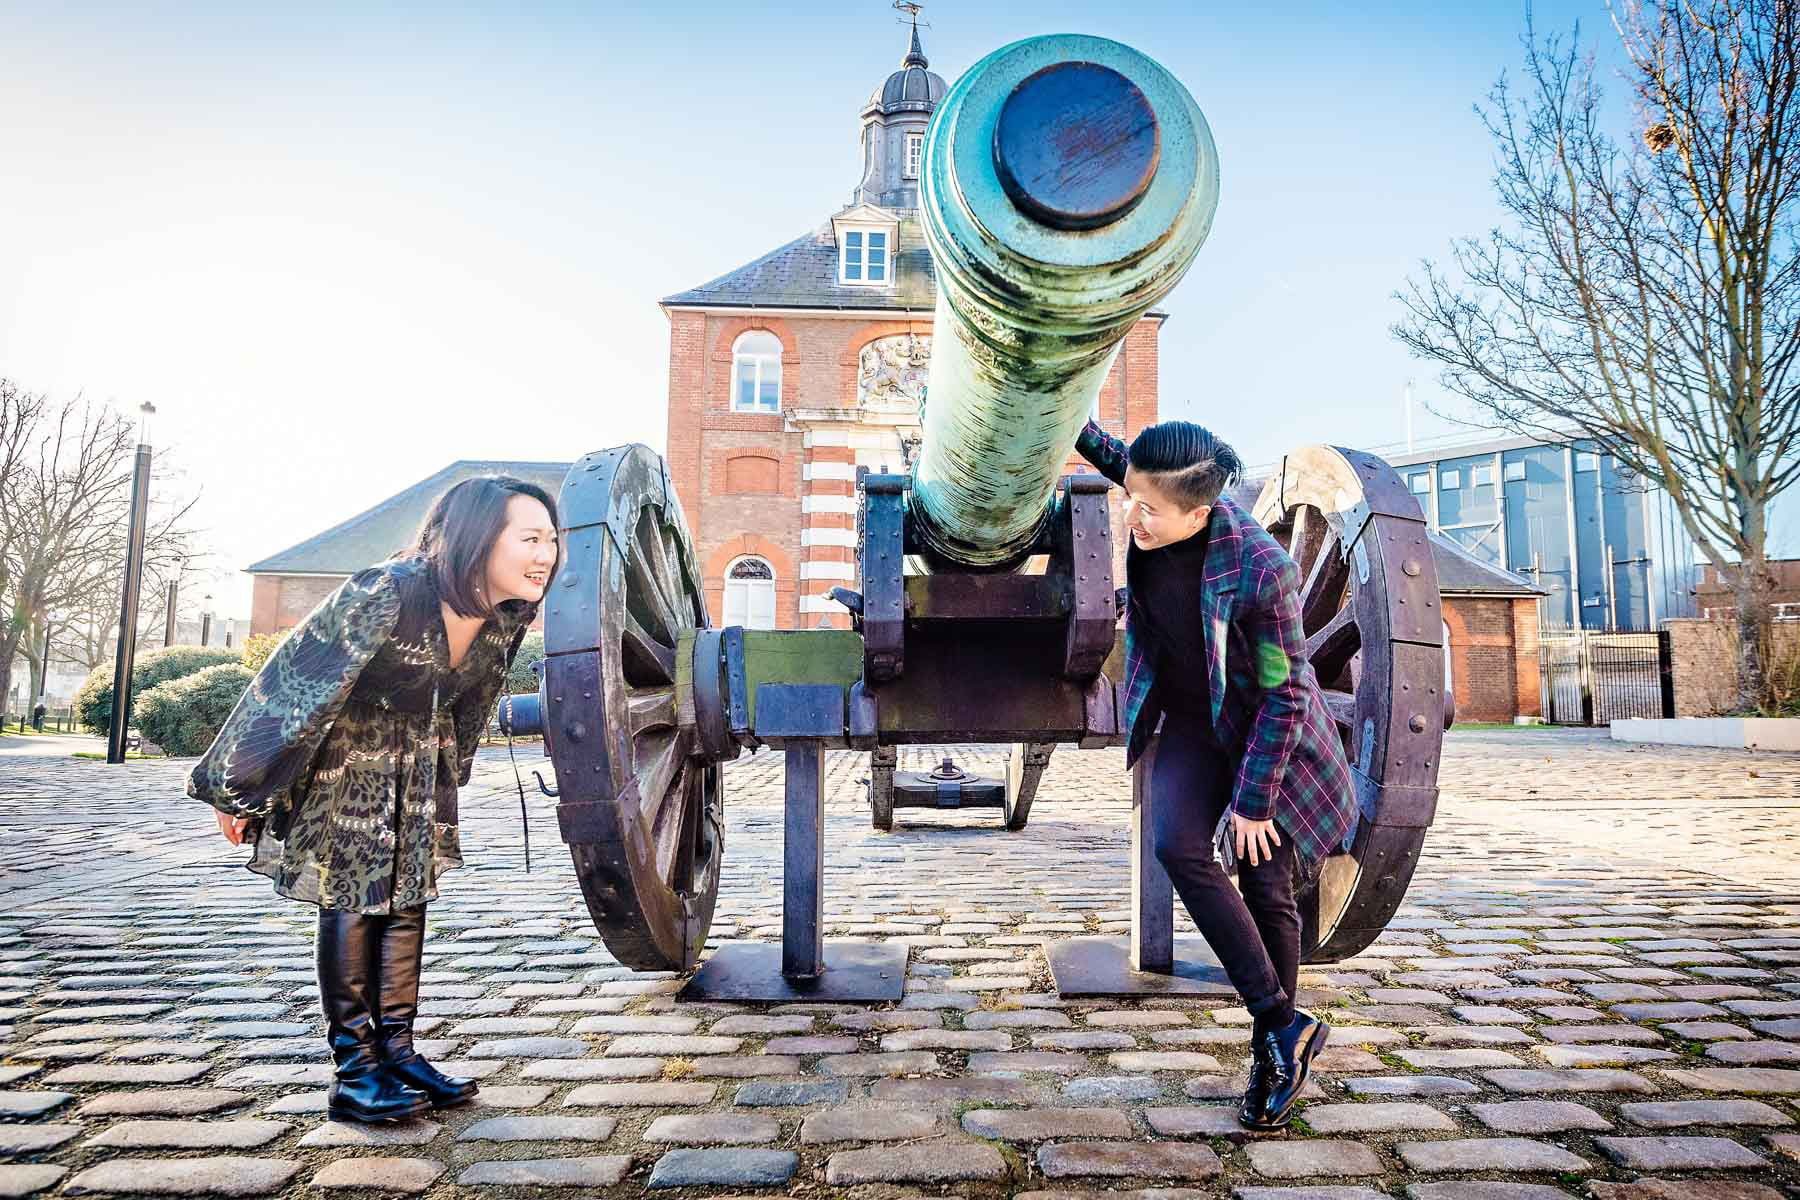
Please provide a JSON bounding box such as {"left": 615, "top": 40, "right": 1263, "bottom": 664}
{"left": 1148, "top": 708, "right": 1300, "bottom": 1028}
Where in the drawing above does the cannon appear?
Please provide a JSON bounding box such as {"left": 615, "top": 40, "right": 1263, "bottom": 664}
{"left": 505, "top": 33, "right": 1447, "bottom": 999}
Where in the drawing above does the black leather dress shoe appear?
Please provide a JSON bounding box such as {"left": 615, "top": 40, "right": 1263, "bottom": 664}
{"left": 1237, "top": 1034, "right": 1276, "bottom": 1130}
{"left": 1246, "top": 1009, "right": 1330, "bottom": 1130}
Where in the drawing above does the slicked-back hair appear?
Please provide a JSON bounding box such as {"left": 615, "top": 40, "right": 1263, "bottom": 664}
{"left": 412, "top": 476, "right": 561, "bottom": 619}
{"left": 1127, "top": 421, "right": 1243, "bottom": 511}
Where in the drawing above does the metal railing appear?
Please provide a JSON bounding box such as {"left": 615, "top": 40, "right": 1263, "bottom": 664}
{"left": 1, "top": 705, "right": 78, "bottom": 734}
{"left": 1539, "top": 629, "right": 1674, "bottom": 725}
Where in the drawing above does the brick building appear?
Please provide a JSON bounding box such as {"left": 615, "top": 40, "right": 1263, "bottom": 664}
{"left": 1432, "top": 537, "right": 1545, "bottom": 722}
{"left": 660, "top": 27, "right": 1163, "bottom": 630}
{"left": 1693, "top": 558, "right": 1800, "bottom": 621}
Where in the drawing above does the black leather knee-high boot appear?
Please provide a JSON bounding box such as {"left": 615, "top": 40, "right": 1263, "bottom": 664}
{"left": 376, "top": 906, "right": 477, "bottom": 1108}
{"left": 317, "top": 908, "right": 430, "bottom": 1123}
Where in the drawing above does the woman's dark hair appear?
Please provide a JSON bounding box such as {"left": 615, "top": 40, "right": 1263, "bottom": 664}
{"left": 412, "top": 475, "right": 560, "bottom": 618}
{"left": 1127, "top": 421, "right": 1243, "bottom": 511}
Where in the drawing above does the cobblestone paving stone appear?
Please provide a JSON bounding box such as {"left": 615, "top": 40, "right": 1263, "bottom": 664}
{"left": 1, "top": 727, "right": 1799, "bottom": 1197}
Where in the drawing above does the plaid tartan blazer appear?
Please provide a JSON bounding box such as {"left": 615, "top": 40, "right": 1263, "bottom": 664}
{"left": 1077, "top": 420, "right": 1358, "bottom": 871}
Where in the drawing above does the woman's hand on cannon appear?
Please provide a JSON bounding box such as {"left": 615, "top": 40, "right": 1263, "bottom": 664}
{"left": 1230, "top": 812, "right": 1281, "bottom": 867}
{"left": 214, "top": 810, "right": 250, "bottom": 846}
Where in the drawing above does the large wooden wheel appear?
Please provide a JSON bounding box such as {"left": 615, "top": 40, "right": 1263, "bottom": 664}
{"left": 542, "top": 446, "right": 724, "bottom": 971}
{"left": 1252, "top": 446, "right": 1447, "bottom": 963}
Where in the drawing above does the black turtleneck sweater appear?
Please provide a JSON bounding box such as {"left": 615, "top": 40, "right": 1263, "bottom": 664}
{"left": 1127, "top": 527, "right": 1212, "bottom": 720}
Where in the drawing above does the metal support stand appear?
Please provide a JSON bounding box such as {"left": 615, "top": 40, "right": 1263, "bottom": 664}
{"left": 783, "top": 742, "right": 825, "bottom": 979}
{"left": 681, "top": 705, "right": 906, "bottom": 1002}
{"left": 1046, "top": 744, "right": 1232, "bottom": 997}
{"left": 1131, "top": 746, "right": 1173, "bottom": 973}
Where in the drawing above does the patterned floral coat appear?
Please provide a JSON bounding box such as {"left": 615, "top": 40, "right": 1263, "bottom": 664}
{"left": 188, "top": 557, "right": 534, "bottom": 913}
{"left": 1077, "top": 420, "right": 1358, "bottom": 873}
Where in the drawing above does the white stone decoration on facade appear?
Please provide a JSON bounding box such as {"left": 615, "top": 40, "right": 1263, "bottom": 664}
{"left": 857, "top": 334, "right": 931, "bottom": 413}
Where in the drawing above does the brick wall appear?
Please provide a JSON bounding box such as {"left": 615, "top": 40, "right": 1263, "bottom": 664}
{"left": 1443, "top": 595, "right": 1542, "bottom": 722}
{"left": 666, "top": 308, "right": 1164, "bottom": 627}
{"left": 1666, "top": 616, "right": 1800, "bottom": 716}
{"left": 249, "top": 575, "right": 347, "bottom": 636}
{"left": 1510, "top": 597, "right": 1542, "bottom": 720}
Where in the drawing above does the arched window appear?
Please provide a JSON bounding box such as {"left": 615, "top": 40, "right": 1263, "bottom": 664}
{"left": 731, "top": 331, "right": 782, "bottom": 413}
{"left": 724, "top": 556, "right": 777, "bottom": 629}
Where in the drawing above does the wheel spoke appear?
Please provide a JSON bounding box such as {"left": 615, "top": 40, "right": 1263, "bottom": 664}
{"left": 627, "top": 686, "right": 678, "bottom": 739}
{"left": 1299, "top": 531, "right": 1348, "bottom": 633}
{"left": 622, "top": 608, "right": 676, "bottom": 686}
{"left": 629, "top": 511, "right": 685, "bottom": 639}
{"left": 659, "top": 760, "right": 702, "bottom": 890}
{"left": 627, "top": 542, "right": 681, "bottom": 647}
{"left": 1320, "top": 687, "right": 1357, "bottom": 730}
{"left": 659, "top": 524, "right": 699, "bottom": 633}
{"left": 1307, "top": 603, "right": 1360, "bottom": 687}
{"left": 634, "top": 730, "right": 685, "bottom": 834}
{"left": 1289, "top": 504, "right": 1326, "bottom": 579}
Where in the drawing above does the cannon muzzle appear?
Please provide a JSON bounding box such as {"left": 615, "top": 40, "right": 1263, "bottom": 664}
{"left": 912, "top": 34, "right": 1220, "bottom": 568}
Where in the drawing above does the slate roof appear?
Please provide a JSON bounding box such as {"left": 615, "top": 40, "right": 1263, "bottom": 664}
{"left": 661, "top": 214, "right": 938, "bottom": 312}
{"left": 248, "top": 460, "right": 572, "bottom": 575}
{"left": 1429, "top": 531, "right": 1546, "bottom": 597}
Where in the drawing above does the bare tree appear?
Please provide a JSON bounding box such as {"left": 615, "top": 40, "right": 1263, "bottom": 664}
{"left": 0, "top": 382, "right": 199, "bottom": 713}
{"left": 1394, "top": 0, "right": 1800, "bottom": 712}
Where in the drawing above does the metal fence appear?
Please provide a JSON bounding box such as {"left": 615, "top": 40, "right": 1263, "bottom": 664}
{"left": 1539, "top": 629, "right": 1674, "bottom": 725}
{"left": 0, "top": 705, "right": 78, "bottom": 734}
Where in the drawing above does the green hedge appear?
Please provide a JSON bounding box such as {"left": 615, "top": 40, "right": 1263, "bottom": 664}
{"left": 506, "top": 631, "right": 545, "bottom": 695}
{"left": 239, "top": 632, "right": 287, "bottom": 672}
{"left": 74, "top": 645, "right": 242, "bottom": 737}
{"left": 134, "top": 663, "right": 255, "bottom": 757}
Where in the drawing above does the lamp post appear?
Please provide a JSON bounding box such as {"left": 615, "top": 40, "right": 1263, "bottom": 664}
{"left": 38, "top": 618, "right": 50, "bottom": 698}
{"left": 201, "top": 594, "right": 213, "bottom": 647}
{"left": 106, "top": 402, "right": 155, "bottom": 764}
{"left": 163, "top": 580, "right": 178, "bottom": 647}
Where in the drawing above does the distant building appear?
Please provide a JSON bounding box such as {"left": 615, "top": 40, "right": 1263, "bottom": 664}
{"left": 1693, "top": 559, "right": 1800, "bottom": 622}
{"left": 1227, "top": 475, "right": 1546, "bottom": 723}
{"left": 247, "top": 460, "right": 566, "bottom": 636}
{"left": 1382, "top": 434, "right": 1698, "bottom": 630}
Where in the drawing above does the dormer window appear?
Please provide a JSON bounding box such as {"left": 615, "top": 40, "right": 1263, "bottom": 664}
{"left": 832, "top": 206, "right": 899, "bottom": 288}
{"left": 841, "top": 229, "right": 889, "bottom": 285}
{"left": 904, "top": 132, "right": 924, "bottom": 179}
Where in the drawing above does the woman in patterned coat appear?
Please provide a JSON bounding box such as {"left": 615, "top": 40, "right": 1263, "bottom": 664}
{"left": 190, "top": 476, "right": 558, "bottom": 1123}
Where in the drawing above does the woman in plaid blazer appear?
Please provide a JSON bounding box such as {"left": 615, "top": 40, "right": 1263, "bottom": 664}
{"left": 1076, "top": 417, "right": 1357, "bottom": 1132}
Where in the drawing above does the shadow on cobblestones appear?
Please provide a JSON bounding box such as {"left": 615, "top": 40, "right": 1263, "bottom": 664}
{"left": 1, "top": 727, "right": 1798, "bottom": 1197}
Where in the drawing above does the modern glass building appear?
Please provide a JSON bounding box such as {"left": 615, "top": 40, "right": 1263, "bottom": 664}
{"left": 1382, "top": 435, "right": 1700, "bottom": 630}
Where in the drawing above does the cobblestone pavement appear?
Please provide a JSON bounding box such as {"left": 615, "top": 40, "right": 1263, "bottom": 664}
{"left": 2, "top": 726, "right": 1799, "bottom": 1198}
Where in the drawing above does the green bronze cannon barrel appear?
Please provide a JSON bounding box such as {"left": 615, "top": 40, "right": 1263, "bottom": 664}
{"left": 912, "top": 34, "right": 1221, "bottom": 568}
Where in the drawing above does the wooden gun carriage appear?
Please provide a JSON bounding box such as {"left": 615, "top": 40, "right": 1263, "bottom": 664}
{"left": 502, "top": 33, "right": 1448, "bottom": 1000}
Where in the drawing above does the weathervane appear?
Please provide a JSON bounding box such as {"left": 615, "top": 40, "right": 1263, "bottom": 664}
{"left": 893, "top": 1, "right": 928, "bottom": 31}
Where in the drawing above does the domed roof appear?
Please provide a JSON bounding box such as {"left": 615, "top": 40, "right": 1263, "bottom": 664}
{"left": 864, "top": 27, "right": 946, "bottom": 116}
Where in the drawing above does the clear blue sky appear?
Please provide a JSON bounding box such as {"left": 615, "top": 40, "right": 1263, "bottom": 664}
{"left": 12, "top": 0, "right": 1776, "bottom": 614}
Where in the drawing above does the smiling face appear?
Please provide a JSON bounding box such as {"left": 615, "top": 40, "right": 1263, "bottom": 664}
{"left": 481, "top": 494, "right": 559, "bottom": 605}
{"left": 1122, "top": 467, "right": 1211, "bottom": 552}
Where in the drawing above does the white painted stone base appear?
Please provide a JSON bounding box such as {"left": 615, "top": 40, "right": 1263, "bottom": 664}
{"left": 1610, "top": 717, "right": 1800, "bottom": 752}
